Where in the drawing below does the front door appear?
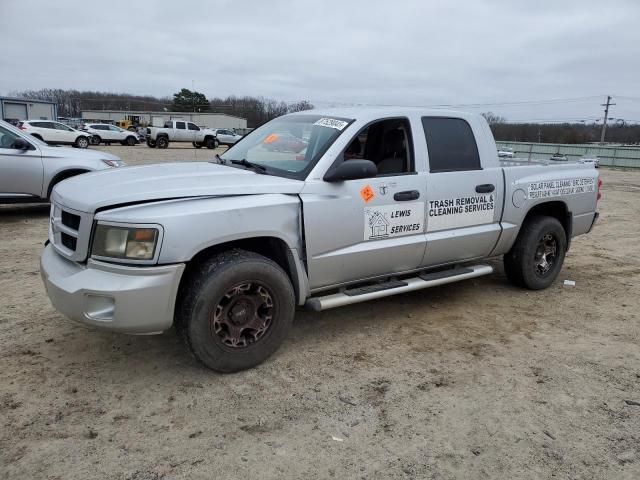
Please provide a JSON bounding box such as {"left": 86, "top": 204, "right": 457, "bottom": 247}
{"left": 301, "top": 118, "right": 428, "bottom": 290}
{"left": 0, "top": 125, "right": 43, "bottom": 198}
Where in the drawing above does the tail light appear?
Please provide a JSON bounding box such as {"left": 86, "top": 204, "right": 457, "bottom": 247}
{"left": 597, "top": 178, "right": 602, "bottom": 201}
{"left": 18, "top": 124, "right": 26, "bottom": 130}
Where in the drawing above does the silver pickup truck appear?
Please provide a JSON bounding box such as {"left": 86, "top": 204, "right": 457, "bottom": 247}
{"left": 41, "top": 108, "right": 600, "bottom": 372}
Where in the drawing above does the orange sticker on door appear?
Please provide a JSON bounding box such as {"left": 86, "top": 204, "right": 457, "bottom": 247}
{"left": 360, "top": 185, "right": 375, "bottom": 203}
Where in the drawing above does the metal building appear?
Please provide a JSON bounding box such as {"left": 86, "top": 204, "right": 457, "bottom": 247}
{"left": 81, "top": 110, "right": 247, "bottom": 130}
{"left": 0, "top": 96, "right": 57, "bottom": 124}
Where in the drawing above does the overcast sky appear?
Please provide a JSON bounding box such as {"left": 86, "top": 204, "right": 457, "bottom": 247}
{"left": 1, "top": 0, "right": 639, "bottom": 122}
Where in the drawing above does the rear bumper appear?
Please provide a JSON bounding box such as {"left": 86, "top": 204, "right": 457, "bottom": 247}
{"left": 40, "top": 244, "right": 184, "bottom": 334}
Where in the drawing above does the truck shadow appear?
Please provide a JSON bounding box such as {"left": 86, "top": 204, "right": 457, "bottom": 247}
{"left": 0, "top": 203, "right": 49, "bottom": 220}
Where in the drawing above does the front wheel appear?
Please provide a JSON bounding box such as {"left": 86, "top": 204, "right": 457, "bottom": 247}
{"left": 176, "top": 250, "right": 295, "bottom": 372}
{"left": 205, "top": 137, "right": 218, "bottom": 149}
{"left": 125, "top": 136, "right": 137, "bottom": 146}
{"left": 504, "top": 216, "right": 567, "bottom": 290}
{"left": 75, "top": 136, "right": 89, "bottom": 148}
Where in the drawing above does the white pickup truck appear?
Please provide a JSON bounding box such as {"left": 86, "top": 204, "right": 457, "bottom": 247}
{"left": 146, "top": 120, "right": 219, "bottom": 149}
{"left": 41, "top": 108, "right": 600, "bottom": 372}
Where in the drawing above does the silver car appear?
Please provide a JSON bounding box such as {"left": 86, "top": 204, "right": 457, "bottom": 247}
{"left": 0, "top": 120, "right": 125, "bottom": 203}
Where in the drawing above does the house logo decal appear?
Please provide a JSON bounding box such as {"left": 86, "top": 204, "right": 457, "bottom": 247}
{"left": 367, "top": 210, "right": 390, "bottom": 239}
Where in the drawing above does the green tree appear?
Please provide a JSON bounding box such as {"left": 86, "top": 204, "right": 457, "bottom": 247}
{"left": 171, "top": 88, "right": 210, "bottom": 112}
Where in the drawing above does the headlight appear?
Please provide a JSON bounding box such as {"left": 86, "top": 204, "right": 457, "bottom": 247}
{"left": 102, "top": 159, "right": 126, "bottom": 168}
{"left": 92, "top": 224, "right": 159, "bottom": 261}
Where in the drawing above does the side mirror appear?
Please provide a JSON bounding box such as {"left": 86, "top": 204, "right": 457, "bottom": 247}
{"left": 324, "top": 159, "right": 377, "bottom": 182}
{"left": 12, "top": 138, "right": 31, "bottom": 150}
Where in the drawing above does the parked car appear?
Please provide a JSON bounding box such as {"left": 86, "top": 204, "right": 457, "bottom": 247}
{"left": 18, "top": 120, "right": 91, "bottom": 148}
{"left": 497, "top": 147, "right": 514, "bottom": 158}
{"left": 0, "top": 120, "right": 125, "bottom": 203}
{"left": 213, "top": 128, "right": 243, "bottom": 147}
{"left": 550, "top": 153, "right": 568, "bottom": 162}
{"left": 146, "top": 120, "right": 218, "bottom": 149}
{"left": 40, "top": 108, "right": 601, "bottom": 373}
{"left": 82, "top": 124, "right": 139, "bottom": 146}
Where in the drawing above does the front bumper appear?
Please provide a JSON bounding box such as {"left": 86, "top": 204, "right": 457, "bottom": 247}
{"left": 40, "top": 244, "right": 185, "bottom": 334}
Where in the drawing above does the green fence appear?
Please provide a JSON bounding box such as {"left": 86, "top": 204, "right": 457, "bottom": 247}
{"left": 496, "top": 141, "right": 640, "bottom": 168}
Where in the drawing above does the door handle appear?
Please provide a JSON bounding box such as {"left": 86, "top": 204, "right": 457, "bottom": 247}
{"left": 394, "top": 190, "right": 420, "bottom": 201}
{"left": 475, "top": 184, "right": 495, "bottom": 193}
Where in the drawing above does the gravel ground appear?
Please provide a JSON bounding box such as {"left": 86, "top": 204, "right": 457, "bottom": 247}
{"left": 1, "top": 145, "right": 639, "bottom": 479}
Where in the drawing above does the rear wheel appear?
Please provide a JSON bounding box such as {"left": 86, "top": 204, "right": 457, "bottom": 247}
{"left": 146, "top": 138, "right": 156, "bottom": 148}
{"left": 156, "top": 136, "right": 169, "bottom": 149}
{"left": 504, "top": 216, "right": 567, "bottom": 290}
{"left": 176, "top": 250, "right": 295, "bottom": 372}
{"left": 75, "top": 136, "right": 89, "bottom": 148}
{"left": 90, "top": 135, "right": 101, "bottom": 145}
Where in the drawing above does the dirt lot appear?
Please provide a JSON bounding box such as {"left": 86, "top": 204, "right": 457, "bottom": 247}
{"left": 1, "top": 145, "right": 639, "bottom": 479}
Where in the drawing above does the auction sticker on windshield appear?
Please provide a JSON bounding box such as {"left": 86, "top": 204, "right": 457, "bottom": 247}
{"left": 364, "top": 202, "right": 424, "bottom": 240}
{"left": 314, "top": 118, "right": 349, "bottom": 130}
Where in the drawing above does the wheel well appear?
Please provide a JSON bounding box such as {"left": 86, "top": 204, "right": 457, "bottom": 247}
{"left": 522, "top": 201, "right": 572, "bottom": 248}
{"left": 31, "top": 133, "right": 43, "bottom": 140}
{"left": 180, "top": 237, "right": 300, "bottom": 301}
{"left": 47, "top": 169, "right": 89, "bottom": 198}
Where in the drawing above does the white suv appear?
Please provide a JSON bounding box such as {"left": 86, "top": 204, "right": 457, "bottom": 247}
{"left": 83, "top": 124, "right": 139, "bottom": 146}
{"left": 18, "top": 120, "right": 91, "bottom": 148}
{"left": 213, "top": 128, "right": 243, "bottom": 147}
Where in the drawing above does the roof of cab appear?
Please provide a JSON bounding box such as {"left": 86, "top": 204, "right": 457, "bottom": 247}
{"left": 285, "top": 106, "right": 479, "bottom": 122}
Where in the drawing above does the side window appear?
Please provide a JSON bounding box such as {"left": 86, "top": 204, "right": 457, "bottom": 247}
{"left": 341, "top": 118, "right": 414, "bottom": 176}
{"left": 109, "top": 125, "right": 120, "bottom": 131}
{"left": 0, "top": 125, "right": 22, "bottom": 149}
{"left": 422, "top": 117, "right": 481, "bottom": 172}
{"left": 176, "top": 122, "right": 186, "bottom": 130}
{"left": 164, "top": 121, "right": 172, "bottom": 128}
{"left": 53, "top": 122, "right": 72, "bottom": 131}
{"left": 187, "top": 123, "right": 199, "bottom": 131}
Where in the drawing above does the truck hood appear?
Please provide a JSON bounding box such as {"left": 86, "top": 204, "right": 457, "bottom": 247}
{"left": 52, "top": 162, "right": 305, "bottom": 213}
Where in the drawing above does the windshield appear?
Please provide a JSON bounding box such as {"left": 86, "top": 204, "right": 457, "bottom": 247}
{"left": 220, "top": 114, "right": 353, "bottom": 179}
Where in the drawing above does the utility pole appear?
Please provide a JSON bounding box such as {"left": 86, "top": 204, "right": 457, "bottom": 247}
{"left": 600, "top": 95, "right": 615, "bottom": 144}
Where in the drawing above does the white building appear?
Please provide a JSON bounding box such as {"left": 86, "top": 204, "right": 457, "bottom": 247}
{"left": 81, "top": 110, "right": 247, "bottom": 130}
{"left": 1, "top": 97, "right": 57, "bottom": 123}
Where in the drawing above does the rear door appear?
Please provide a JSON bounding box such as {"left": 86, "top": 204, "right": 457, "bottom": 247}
{"left": 420, "top": 117, "right": 503, "bottom": 266}
{"left": 301, "top": 117, "right": 428, "bottom": 290}
{"left": 0, "top": 124, "right": 43, "bottom": 198}
{"left": 174, "top": 121, "right": 187, "bottom": 141}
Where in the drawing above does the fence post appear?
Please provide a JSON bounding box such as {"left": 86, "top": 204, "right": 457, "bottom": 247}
{"left": 612, "top": 148, "right": 618, "bottom": 167}
{"left": 528, "top": 143, "right": 533, "bottom": 162}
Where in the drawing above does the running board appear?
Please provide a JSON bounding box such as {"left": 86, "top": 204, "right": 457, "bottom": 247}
{"left": 305, "top": 265, "right": 493, "bottom": 312}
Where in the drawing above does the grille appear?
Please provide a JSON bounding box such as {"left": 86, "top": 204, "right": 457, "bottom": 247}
{"left": 61, "top": 233, "right": 77, "bottom": 251}
{"left": 61, "top": 210, "right": 81, "bottom": 230}
{"left": 50, "top": 201, "right": 93, "bottom": 262}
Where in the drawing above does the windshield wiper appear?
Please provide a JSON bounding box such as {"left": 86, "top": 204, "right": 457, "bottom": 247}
{"left": 230, "top": 158, "right": 267, "bottom": 174}
{"left": 210, "top": 153, "right": 227, "bottom": 165}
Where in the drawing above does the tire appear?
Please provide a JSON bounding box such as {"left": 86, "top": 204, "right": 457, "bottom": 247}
{"left": 146, "top": 138, "right": 156, "bottom": 148}
{"left": 205, "top": 137, "right": 218, "bottom": 149}
{"left": 176, "top": 249, "right": 295, "bottom": 373}
{"left": 504, "top": 216, "right": 567, "bottom": 290}
{"left": 91, "top": 135, "right": 101, "bottom": 145}
{"left": 75, "top": 136, "right": 89, "bottom": 149}
{"left": 125, "top": 136, "right": 137, "bottom": 146}
{"left": 156, "top": 136, "right": 169, "bottom": 149}
{"left": 193, "top": 142, "right": 203, "bottom": 149}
